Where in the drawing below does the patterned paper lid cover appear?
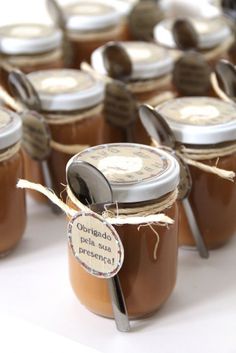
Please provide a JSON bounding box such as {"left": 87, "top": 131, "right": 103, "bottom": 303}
{"left": 154, "top": 17, "right": 231, "bottom": 49}
{"left": 64, "top": 1, "right": 123, "bottom": 31}
{"left": 157, "top": 97, "right": 236, "bottom": 145}
{"left": 0, "top": 24, "right": 62, "bottom": 55}
{"left": 91, "top": 41, "right": 174, "bottom": 80}
{"left": 0, "top": 107, "right": 22, "bottom": 150}
{"left": 27, "top": 69, "right": 104, "bottom": 112}
{"left": 68, "top": 143, "right": 180, "bottom": 203}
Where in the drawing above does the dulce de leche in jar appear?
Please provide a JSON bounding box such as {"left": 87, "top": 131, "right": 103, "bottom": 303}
{"left": 67, "top": 143, "right": 180, "bottom": 319}
{"left": 63, "top": 1, "right": 128, "bottom": 67}
{"left": 0, "top": 107, "right": 26, "bottom": 256}
{"left": 0, "top": 23, "right": 64, "bottom": 91}
{"left": 91, "top": 41, "right": 174, "bottom": 144}
{"left": 25, "top": 69, "right": 105, "bottom": 199}
{"left": 157, "top": 97, "right": 236, "bottom": 249}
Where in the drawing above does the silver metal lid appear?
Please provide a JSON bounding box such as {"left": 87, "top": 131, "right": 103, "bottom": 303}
{"left": 0, "top": 107, "right": 22, "bottom": 150}
{"left": 67, "top": 143, "right": 180, "bottom": 203}
{"left": 0, "top": 24, "right": 62, "bottom": 55}
{"left": 64, "top": 1, "right": 122, "bottom": 31}
{"left": 27, "top": 69, "right": 104, "bottom": 112}
{"left": 154, "top": 17, "right": 231, "bottom": 49}
{"left": 91, "top": 41, "right": 173, "bottom": 80}
{"left": 157, "top": 97, "right": 236, "bottom": 145}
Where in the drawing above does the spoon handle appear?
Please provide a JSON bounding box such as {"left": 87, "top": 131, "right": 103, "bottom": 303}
{"left": 107, "top": 275, "right": 130, "bottom": 332}
{"left": 125, "top": 127, "right": 134, "bottom": 143}
{"left": 182, "top": 199, "right": 209, "bottom": 259}
{"left": 41, "top": 161, "right": 62, "bottom": 215}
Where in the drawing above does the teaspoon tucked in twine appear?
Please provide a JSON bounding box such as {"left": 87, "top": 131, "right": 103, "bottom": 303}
{"left": 102, "top": 42, "right": 138, "bottom": 143}
{"left": 172, "top": 19, "right": 211, "bottom": 96}
{"left": 8, "top": 69, "right": 61, "bottom": 214}
{"left": 67, "top": 160, "right": 130, "bottom": 332}
{"left": 139, "top": 104, "right": 209, "bottom": 259}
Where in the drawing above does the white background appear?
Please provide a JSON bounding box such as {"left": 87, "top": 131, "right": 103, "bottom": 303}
{"left": 0, "top": 0, "right": 236, "bottom": 352}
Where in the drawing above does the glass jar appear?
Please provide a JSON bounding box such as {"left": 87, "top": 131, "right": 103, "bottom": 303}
{"left": 0, "top": 107, "right": 26, "bottom": 256}
{"left": 157, "top": 97, "right": 236, "bottom": 249}
{"left": 67, "top": 143, "right": 180, "bottom": 319}
{"left": 91, "top": 41, "right": 175, "bottom": 144}
{"left": 24, "top": 69, "right": 105, "bottom": 200}
{"left": 154, "top": 16, "right": 233, "bottom": 67}
{"left": 63, "top": 1, "right": 129, "bottom": 67}
{"left": 0, "top": 23, "right": 64, "bottom": 92}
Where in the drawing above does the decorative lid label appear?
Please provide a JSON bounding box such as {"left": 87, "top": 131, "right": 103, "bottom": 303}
{"left": 77, "top": 144, "right": 171, "bottom": 185}
{"left": 68, "top": 212, "right": 124, "bottom": 279}
{"left": 159, "top": 97, "right": 236, "bottom": 126}
{"left": 28, "top": 70, "right": 95, "bottom": 95}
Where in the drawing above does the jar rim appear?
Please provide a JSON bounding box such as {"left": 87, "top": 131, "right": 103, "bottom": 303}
{"left": 0, "top": 107, "right": 22, "bottom": 150}
{"left": 154, "top": 17, "right": 231, "bottom": 50}
{"left": 0, "top": 23, "right": 62, "bottom": 55}
{"left": 67, "top": 143, "right": 180, "bottom": 203}
{"left": 27, "top": 69, "right": 105, "bottom": 112}
{"left": 91, "top": 41, "right": 174, "bottom": 80}
{"left": 156, "top": 97, "right": 236, "bottom": 145}
{"left": 64, "top": 2, "right": 122, "bottom": 32}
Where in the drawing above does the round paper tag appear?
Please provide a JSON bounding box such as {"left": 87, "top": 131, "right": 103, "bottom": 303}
{"left": 21, "top": 110, "right": 51, "bottom": 161}
{"left": 173, "top": 52, "right": 211, "bottom": 96}
{"left": 68, "top": 212, "right": 124, "bottom": 279}
{"left": 104, "top": 81, "right": 138, "bottom": 128}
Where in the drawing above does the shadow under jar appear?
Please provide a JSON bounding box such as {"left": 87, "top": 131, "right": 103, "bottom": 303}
{"left": 63, "top": 1, "right": 129, "bottom": 68}
{"left": 25, "top": 69, "right": 105, "bottom": 201}
{"left": 0, "top": 107, "right": 26, "bottom": 256}
{"left": 67, "top": 143, "right": 180, "bottom": 319}
{"left": 91, "top": 41, "right": 175, "bottom": 144}
{"left": 0, "top": 23, "right": 64, "bottom": 92}
{"left": 157, "top": 96, "right": 236, "bottom": 249}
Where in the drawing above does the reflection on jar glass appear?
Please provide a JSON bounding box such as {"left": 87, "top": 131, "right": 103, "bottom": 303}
{"left": 67, "top": 143, "right": 180, "bottom": 319}
{"left": 157, "top": 97, "right": 236, "bottom": 249}
{"left": 0, "top": 23, "right": 64, "bottom": 92}
{"left": 24, "top": 69, "right": 106, "bottom": 202}
{"left": 63, "top": 1, "right": 129, "bottom": 67}
{"left": 91, "top": 41, "right": 175, "bottom": 144}
{"left": 0, "top": 107, "right": 26, "bottom": 256}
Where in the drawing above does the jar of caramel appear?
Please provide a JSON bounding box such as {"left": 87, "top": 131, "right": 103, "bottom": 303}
{"left": 0, "top": 107, "right": 26, "bottom": 256}
{"left": 25, "top": 69, "right": 105, "bottom": 199}
{"left": 91, "top": 41, "right": 175, "bottom": 143}
{"left": 157, "top": 97, "right": 236, "bottom": 249}
{"left": 154, "top": 16, "right": 233, "bottom": 67}
{"left": 67, "top": 143, "right": 180, "bottom": 319}
{"left": 0, "top": 23, "right": 64, "bottom": 91}
{"left": 63, "top": 1, "right": 128, "bottom": 67}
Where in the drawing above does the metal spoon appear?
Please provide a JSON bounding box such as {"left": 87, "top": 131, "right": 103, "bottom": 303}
{"left": 215, "top": 59, "right": 236, "bottom": 102}
{"left": 46, "top": 0, "right": 73, "bottom": 67}
{"left": 172, "top": 19, "right": 211, "bottom": 97}
{"left": 8, "top": 69, "right": 61, "bottom": 214}
{"left": 103, "top": 42, "right": 132, "bottom": 82}
{"left": 172, "top": 18, "right": 199, "bottom": 51}
{"left": 139, "top": 104, "right": 209, "bottom": 259}
{"left": 67, "top": 160, "right": 130, "bottom": 332}
{"left": 102, "top": 42, "right": 136, "bottom": 143}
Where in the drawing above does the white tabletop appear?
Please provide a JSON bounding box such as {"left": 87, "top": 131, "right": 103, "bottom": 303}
{"left": 1, "top": 196, "right": 236, "bottom": 353}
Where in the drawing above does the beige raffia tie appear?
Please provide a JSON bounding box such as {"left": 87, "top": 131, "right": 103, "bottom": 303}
{"left": 17, "top": 179, "right": 177, "bottom": 259}
{"left": 152, "top": 138, "right": 236, "bottom": 182}
{"left": 50, "top": 141, "right": 89, "bottom": 154}
{"left": 210, "top": 72, "right": 233, "bottom": 103}
{"left": 203, "top": 36, "right": 235, "bottom": 62}
{"left": 0, "top": 142, "right": 21, "bottom": 162}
